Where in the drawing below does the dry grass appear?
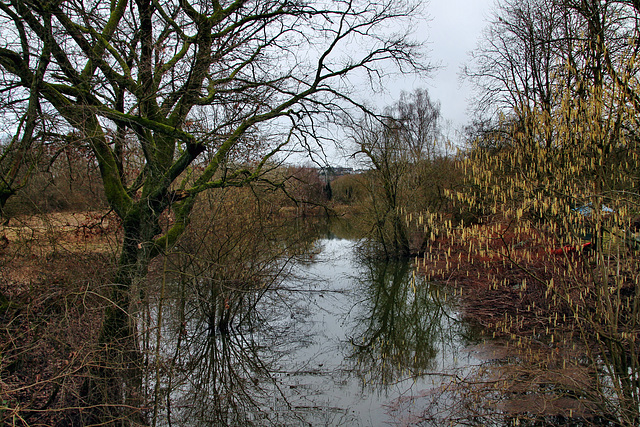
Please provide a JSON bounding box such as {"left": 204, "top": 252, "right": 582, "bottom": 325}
{"left": 0, "top": 211, "right": 120, "bottom": 425}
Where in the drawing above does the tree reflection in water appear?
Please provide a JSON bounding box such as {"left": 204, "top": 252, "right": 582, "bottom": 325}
{"left": 140, "top": 223, "right": 324, "bottom": 426}
{"left": 144, "top": 283, "right": 314, "bottom": 426}
{"left": 346, "top": 250, "right": 469, "bottom": 397}
{"left": 139, "top": 228, "right": 477, "bottom": 426}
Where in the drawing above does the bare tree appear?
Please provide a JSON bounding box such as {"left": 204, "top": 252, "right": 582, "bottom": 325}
{"left": 0, "top": 0, "right": 429, "bottom": 418}
{"left": 466, "top": 0, "right": 640, "bottom": 123}
{"left": 350, "top": 88, "right": 441, "bottom": 259}
{"left": 464, "top": 0, "right": 573, "bottom": 121}
{"left": 0, "top": 0, "right": 426, "bottom": 313}
{"left": 0, "top": 76, "right": 46, "bottom": 216}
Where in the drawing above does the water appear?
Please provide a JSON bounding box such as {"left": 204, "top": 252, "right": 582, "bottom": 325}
{"left": 147, "top": 234, "right": 481, "bottom": 426}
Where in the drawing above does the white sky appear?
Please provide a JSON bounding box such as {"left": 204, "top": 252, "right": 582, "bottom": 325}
{"left": 381, "top": 0, "right": 496, "bottom": 133}
{"left": 302, "top": 0, "right": 498, "bottom": 166}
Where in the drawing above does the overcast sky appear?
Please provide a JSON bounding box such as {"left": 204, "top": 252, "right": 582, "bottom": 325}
{"left": 382, "top": 0, "right": 496, "bottom": 133}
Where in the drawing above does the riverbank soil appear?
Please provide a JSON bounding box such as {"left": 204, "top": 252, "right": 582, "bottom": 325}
{"left": 415, "top": 217, "right": 628, "bottom": 424}
{"left": 0, "top": 212, "right": 120, "bottom": 425}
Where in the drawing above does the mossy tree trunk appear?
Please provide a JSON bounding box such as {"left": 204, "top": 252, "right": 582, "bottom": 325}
{"left": 0, "top": 0, "right": 427, "bottom": 422}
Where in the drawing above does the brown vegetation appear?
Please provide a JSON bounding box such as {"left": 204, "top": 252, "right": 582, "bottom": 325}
{"left": 414, "top": 210, "right": 639, "bottom": 424}
{"left": 0, "top": 212, "right": 120, "bottom": 425}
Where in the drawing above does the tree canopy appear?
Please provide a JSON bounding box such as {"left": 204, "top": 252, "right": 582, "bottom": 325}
{"left": 0, "top": 0, "right": 428, "bottom": 279}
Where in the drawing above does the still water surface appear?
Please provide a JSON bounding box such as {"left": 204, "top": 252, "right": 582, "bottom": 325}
{"left": 150, "top": 233, "right": 481, "bottom": 425}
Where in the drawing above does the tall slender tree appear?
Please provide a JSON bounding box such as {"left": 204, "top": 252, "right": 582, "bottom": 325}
{"left": 351, "top": 88, "right": 441, "bottom": 259}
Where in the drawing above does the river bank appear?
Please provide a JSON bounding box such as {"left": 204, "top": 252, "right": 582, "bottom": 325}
{"left": 0, "top": 211, "right": 627, "bottom": 424}
{"left": 414, "top": 217, "right": 620, "bottom": 424}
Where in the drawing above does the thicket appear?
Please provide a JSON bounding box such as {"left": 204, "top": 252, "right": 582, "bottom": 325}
{"left": 341, "top": 89, "right": 465, "bottom": 259}
{"left": 0, "top": 170, "right": 332, "bottom": 425}
{"left": 1, "top": 137, "right": 107, "bottom": 216}
{"left": 409, "top": 0, "right": 640, "bottom": 424}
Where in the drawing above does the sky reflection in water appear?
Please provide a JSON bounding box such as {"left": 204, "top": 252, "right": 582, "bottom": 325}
{"left": 150, "top": 235, "right": 481, "bottom": 426}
